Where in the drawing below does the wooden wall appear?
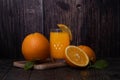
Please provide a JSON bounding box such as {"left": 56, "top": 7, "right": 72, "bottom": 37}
{"left": 0, "top": 0, "right": 120, "bottom": 59}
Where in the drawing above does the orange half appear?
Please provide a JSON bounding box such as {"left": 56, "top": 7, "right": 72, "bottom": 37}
{"left": 65, "top": 46, "right": 89, "bottom": 67}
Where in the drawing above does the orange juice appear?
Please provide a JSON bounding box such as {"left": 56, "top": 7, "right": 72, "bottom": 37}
{"left": 50, "top": 29, "right": 70, "bottom": 59}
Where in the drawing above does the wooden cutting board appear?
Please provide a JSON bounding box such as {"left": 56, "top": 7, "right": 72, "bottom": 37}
{"left": 13, "top": 60, "right": 67, "bottom": 70}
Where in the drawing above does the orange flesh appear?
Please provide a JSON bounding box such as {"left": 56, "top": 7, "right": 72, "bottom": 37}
{"left": 66, "top": 46, "right": 89, "bottom": 66}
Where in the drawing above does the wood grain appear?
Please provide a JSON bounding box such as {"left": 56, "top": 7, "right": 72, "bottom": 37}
{"left": 0, "top": 60, "right": 12, "bottom": 80}
{"left": 0, "top": 0, "right": 44, "bottom": 59}
{"left": 0, "top": 0, "right": 120, "bottom": 59}
{"left": 43, "top": 0, "right": 120, "bottom": 58}
{"left": 2, "top": 67, "right": 31, "bottom": 80}
{"left": 13, "top": 60, "right": 67, "bottom": 70}
{"left": 44, "top": 0, "right": 85, "bottom": 44}
{"left": 1, "top": 59, "right": 120, "bottom": 80}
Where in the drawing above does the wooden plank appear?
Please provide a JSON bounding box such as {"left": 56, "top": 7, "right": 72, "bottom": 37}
{"left": 30, "top": 67, "right": 114, "bottom": 80}
{"left": 13, "top": 60, "right": 66, "bottom": 70}
{"left": 43, "top": 0, "right": 120, "bottom": 58}
{"left": 2, "top": 67, "right": 31, "bottom": 80}
{"left": 0, "top": 0, "right": 44, "bottom": 59}
{"left": 53, "top": 67, "right": 82, "bottom": 80}
{"left": 106, "top": 58, "right": 120, "bottom": 71}
{"left": 80, "top": 63, "right": 120, "bottom": 80}
{"left": 43, "top": 0, "right": 85, "bottom": 44}
{"left": 1, "top": 59, "right": 120, "bottom": 80}
{"left": 0, "top": 0, "right": 120, "bottom": 59}
{"left": 30, "top": 69, "right": 55, "bottom": 80}
{"left": 0, "top": 59, "right": 31, "bottom": 80}
{"left": 77, "top": 0, "right": 120, "bottom": 58}
{"left": 0, "top": 60, "right": 12, "bottom": 80}
{"left": 30, "top": 67, "right": 82, "bottom": 80}
{"left": 94, "top": 58, "right": 120, "bottom": 80}
{"left": 95, "top": 0, "right": 120, "bottom": 58}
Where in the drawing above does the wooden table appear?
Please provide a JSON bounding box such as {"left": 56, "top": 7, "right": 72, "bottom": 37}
{"left": 0, "top": 58, "right": 120, "bottom": 80}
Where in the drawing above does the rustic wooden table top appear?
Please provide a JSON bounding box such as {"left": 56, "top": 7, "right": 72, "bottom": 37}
{"left": 0, "top": 58, "right": 120, "bottom": 80}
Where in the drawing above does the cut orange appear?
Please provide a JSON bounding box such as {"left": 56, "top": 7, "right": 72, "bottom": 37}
{"left": 57, "top": 24, "right": 72, "bottom": 41}
{"left": 64, "top": 46, "right": 89, "bottom": 67}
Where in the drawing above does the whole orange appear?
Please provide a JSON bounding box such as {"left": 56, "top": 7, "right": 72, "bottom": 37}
{"left": 22, "top": 32, "right": 50, "bottom": 61}
{"left": 78, "top": 45, "right": 96, "bottom": 62}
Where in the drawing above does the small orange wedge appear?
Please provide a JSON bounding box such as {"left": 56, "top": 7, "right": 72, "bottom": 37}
{"left": 64, "top": 46, "right": 89, "bottom": 67}
{"left": 57, "top": 24, "right": 72, "bottom": 41}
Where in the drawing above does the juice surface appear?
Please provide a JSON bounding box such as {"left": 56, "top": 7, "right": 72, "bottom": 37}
{"left": 50, "top": 32, "right": 70, "bottom": 59}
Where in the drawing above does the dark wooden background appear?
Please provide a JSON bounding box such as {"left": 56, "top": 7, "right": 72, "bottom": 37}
{"left": 0, "top": 0, "right": 120, "bottom": 59}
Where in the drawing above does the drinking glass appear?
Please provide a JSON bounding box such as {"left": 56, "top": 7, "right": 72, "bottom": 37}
{"left": 50, "top": 29, "right": 70, "bottom": 61}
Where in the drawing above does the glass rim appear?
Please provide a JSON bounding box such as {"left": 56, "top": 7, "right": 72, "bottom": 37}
{"left": 50, "top": 28, "right": 62, "bottom": 32}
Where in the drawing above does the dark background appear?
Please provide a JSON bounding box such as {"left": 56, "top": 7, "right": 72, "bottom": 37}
{"left": 0, "top": 0, "right": 119, "bottom": 59}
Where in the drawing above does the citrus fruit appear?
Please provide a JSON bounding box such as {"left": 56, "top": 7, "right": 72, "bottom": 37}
{"left": 64, "top": 45, "right": 89, "bottom": 67}
{"left": 78, "top": 45, "right": 96, "bottom": 62}
{"left": 57, "top": 24, "right": 72, "bottom": 41}
{"left": 22, "top": 32, "right": 50, "bottom": 61}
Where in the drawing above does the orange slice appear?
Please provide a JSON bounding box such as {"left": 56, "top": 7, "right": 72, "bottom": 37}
{"left": 57, "top": 24, "right": 72, "bottom": 41}
{"left": 65, "top": 45, "right": 89, "bottom": 67}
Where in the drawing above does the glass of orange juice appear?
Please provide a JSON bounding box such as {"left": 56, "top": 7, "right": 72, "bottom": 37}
{"left": 50, "top": 29, "right": 70, "bottom": 61}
